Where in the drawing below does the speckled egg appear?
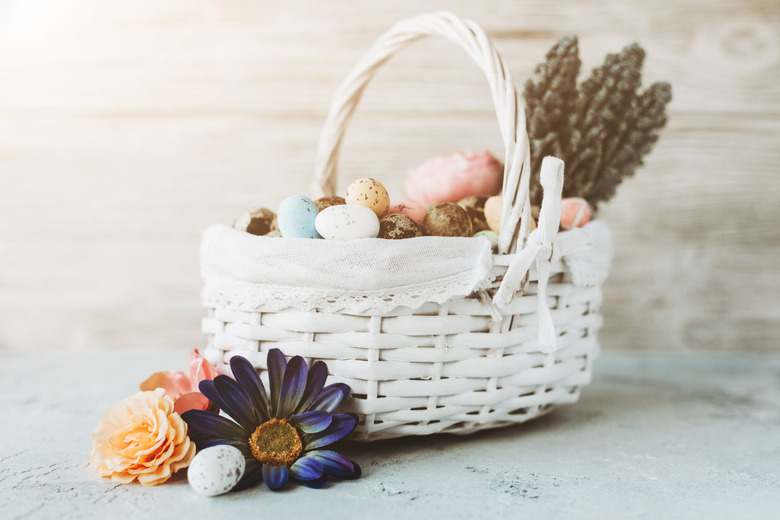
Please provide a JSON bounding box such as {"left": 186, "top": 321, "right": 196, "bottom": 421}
{"left": 423, "top": 203, "right": 473, "bottom": 237}
{"left": 188, "top": 445, "right": 245, "bottom": 496}
{"left": 345, "top": 178, "right": 390, "bottom": 217}
{"left": 387, "top": 202, "right": 427, "bottom": 226}
{"left": 314, "top": 196, "right": 346, "bottom": 212}
{"left": 484, "top": 195, "right": 502, "bottom": 233}
{"left": 315, "top": 204, "right": 380, "bottom": 240}
{"left": 277, "top": 195, "right": 321, "bottom": 239}
{"left": 560, "top": 197, "right": 592, "bottom": 230}
{"left": 378, "top": 213, "right": 423, "bottom": 239}
{"left": 457, "top": 196, "right": 490, "bottom": 233}
{"left": 232, "top": 207, "right": 278, "bottom": 236}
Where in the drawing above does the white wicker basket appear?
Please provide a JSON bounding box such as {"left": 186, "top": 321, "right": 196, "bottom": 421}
{"left": 202, "top": 12, "right": 608, "bottom": 441}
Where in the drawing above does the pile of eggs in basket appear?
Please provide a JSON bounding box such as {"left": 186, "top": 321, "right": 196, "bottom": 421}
{"left": 232, "top": 151, "right": 592, "bottom": 242}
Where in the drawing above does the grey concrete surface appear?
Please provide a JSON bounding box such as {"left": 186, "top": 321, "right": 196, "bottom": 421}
{"left": 1, "top": 350, "right": 778, "bottom": 519}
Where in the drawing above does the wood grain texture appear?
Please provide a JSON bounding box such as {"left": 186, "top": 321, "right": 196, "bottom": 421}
{"left": 1, "top": 0, "right": 778, "bottom": 352}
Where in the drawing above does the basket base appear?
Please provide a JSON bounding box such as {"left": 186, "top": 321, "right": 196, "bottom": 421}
{"left": 203, "top": 337, "right": 599, "bottom": 442}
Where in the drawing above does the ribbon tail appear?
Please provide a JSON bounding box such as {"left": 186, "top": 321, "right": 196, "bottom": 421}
{"left": 535, "top": 257, "right": 557, "bottom": 353}
{"left": 493, "top": 241, "right": 539, "bottom": 307}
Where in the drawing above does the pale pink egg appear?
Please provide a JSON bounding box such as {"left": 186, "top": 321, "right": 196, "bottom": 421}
{"left": 560, "top": 198, "right": 592, "bottom": 230}
{"left": 388, "top": 202, "right": 427, "bottom": 226}
{"left": 403, "top": 151, "right": 503, "bottom": 206}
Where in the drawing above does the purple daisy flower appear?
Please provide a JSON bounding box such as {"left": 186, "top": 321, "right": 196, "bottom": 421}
{"left": 181, "top": 349, "right": 361, "bottom": 491}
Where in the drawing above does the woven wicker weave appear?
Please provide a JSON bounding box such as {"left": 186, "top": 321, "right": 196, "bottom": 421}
{"left": 202, "top": 12, "right": 605, "bottom": 441}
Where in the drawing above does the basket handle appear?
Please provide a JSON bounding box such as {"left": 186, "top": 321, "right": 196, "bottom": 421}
{"left": 311, "top": 11, "right": 533, "bottom": 254}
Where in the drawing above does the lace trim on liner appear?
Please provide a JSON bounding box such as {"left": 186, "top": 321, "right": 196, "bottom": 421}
{"left": 203, "top": 267, "right": 495, "bottom": 314}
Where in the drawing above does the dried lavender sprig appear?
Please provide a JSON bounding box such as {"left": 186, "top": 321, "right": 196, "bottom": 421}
{"left": 523, "top": 39, "right": 671, "bottom": 209}
{"left": 523, "top": 36, "right": 581, "bottom": 205}
{"left": 586, "top": 81, "right": 672, "bottom": 206}
{"left": 563, "top": 43, "right": 646, "bottom": 201}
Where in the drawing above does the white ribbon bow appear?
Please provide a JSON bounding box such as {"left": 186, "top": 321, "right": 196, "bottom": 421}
{"left": 493, "top": 157, "right": 564, "bottom": 353}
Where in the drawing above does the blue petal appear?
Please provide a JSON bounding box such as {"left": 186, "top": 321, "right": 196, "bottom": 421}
{"left": 267, "top": 349, "right": 287, "bottom": 417}
{"left": 289, "top": 456, "right": 324, "bottom": 481}
{"left": 347, "top": 461, "right": 362, "bottom": 479}
{"left": 233, "top": 460, "right": 264, "bottom": 492}
{"left": 290, "top": 410, "right": 332, "bottom": 434}
{"left": 181, "top": 409, "right": 249, "bottom": 441}
{"left": 213, "top": 375, "right": 260, "bottom": 431}
{"left": 276, "top": 356, "right": 307, "bottom": 418}
{"left": 293, "top": 360, "right": 328, "bottom": 414}
{"left": 308, "top": 383, "right": 350, "bottom": 413}
{"left": 262, "top": 464, "right": 289, "bottom": 491}
{"left": 304, "top": 413, "right": 357, "bottom": 450}
{"left": 229, "top": 355, "right": 270, "bottom": 422}
{"left": 305, "top": 450, "right": 360, "bottom": 478}
{"left": 196, "top": 379, "right": 221, "bottom": 408}
{"left": 197, "top": 378, "right": 254, "bottom": 431}
{"left": 189, "top": 434, "right": 248, "bottom": 454}
{"left": 181, "top": 409, "right": 251, "bottom": 456}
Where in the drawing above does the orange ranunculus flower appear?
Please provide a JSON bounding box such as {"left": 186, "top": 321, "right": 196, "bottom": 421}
{"left": 90, "top": 388, "right": 195, "bottom": 486}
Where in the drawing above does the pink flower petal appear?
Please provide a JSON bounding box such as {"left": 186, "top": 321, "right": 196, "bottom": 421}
{"left": 188, "top": 348, "right": 218, "bottom": 384}
{"left": 387, "top": 202, "right": 427, "bottom": 226}
{"left": 173, "top": 392, "right": 212, "bottom": 415}
{"left": 139, "top": 371, "right": 192, "bottom": 399}
{"left": 403, "top": 151, "right": 503, "bottom": 206}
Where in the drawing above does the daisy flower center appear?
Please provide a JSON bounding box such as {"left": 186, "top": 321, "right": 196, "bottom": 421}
{"left": 248, "top": 418, "right": 303, "bottom": 466}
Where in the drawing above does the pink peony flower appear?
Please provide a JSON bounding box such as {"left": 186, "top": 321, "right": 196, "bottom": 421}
{"left": 139, "top": 348, "right": 217, "bottom": 415}
{"left": 403, "top": 151, "right": 503, "bottom": 206}
{"left": 90, "top": 388, "right": 195, "bottom": 486}
{"left": 387, "top": 202, "right": 427, "bottom": 226}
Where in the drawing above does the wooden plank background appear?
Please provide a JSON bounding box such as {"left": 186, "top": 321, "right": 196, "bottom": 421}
{"left": 1, "top": 0, "right": 778, "bottom": 353}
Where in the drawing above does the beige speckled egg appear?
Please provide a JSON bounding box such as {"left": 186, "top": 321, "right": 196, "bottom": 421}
{"left": 484, "top": 195, "right": 502, "bottom": 233}
{"left": 345, "top": 178, "right": 390, "bottom": 217}
{"left": 232, "top": 207, "right": 278, "bottom": 236}
{"left": 483, "top": 196, "right": 537, "bottom": 234}
{"left": 314, "top": 196, "right": 346, "bottom": 212}
{"left": 457, "top": 196, "right": 490, "bottom": 233}
{"left": 378, "top": 213, "right": 423, "bottom": 239}
{"left": 423, "top": 203, "right": 473, "bottom": 237}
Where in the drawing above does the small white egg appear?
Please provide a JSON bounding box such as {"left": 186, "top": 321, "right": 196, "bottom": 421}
{"left": 315, "top": 204, "right": 380, "bottom": 240}
{"left": 188, "top": 445, "right": 245, "bottom": 496}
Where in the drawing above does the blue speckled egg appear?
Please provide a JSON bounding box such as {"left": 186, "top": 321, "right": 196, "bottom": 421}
{"left": 277, "top": 195, "right": 321, "bottom": 239}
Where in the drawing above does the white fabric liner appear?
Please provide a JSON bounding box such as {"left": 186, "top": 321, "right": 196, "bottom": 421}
{"left": 202, "top": 225, "right": 492, "bottom": 313}
{"left": 563, "top": 220, "right": 613, "bottom": 287}
{"left": 202, "top": 221, "right": 612, "bottom": 314}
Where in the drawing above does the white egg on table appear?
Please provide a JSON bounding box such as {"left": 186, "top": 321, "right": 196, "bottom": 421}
{"left": 188, "top": 445, "right": 245, "bottom": 496}
{"left": 315, "top": 204, "right": 380, "bottom": 240}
